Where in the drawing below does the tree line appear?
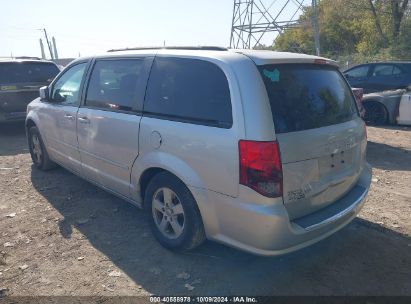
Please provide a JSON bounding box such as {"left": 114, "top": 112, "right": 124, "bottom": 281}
{"left": 272, "top": 0, "right": 410, "bottom": 65}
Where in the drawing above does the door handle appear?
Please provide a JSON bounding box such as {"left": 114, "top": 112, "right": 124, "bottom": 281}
{"left": 78, "top": 117, "right": 90, "bottom": 124}
{"left": 64, "top": 114, "right": 74, "bottom": 120}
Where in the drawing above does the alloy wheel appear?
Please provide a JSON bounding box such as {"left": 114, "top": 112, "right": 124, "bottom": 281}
{"left": 151, "top": 187, "right": 185, "bottom": 239}
{"left": 31, "top": 133, "right": 42, "bottom": 164}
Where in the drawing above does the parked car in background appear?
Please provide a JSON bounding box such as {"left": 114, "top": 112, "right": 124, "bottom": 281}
{"left": 0, "top": 58, "right": 60, "bottom": 122}
{"left": 25, "top": 47, "right": 371, "bottom": 256}
{"left": 343, "top": 62, "right": 411, "bottom": 94}
{"left": 362, "top": 86, "right": 411, "bottom": 125}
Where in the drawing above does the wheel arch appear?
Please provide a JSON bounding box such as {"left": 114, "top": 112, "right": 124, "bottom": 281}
{"left": 25, "top": 111, "right": 43, "bottom": 137}
{"left": 25, "top": 118, "right": 36, "bottom": 129}
{"left": 131, "top": 152, "right": 206, "bottom": 203}
{"left": 25, "top": 118, "right": 37, "bottom": 136}
{"left": 362, "top": 99, "right": 390, "bottom": 124}
{"left": 26, "top": 116, "right": 43, "bottom": 144}
{"left": 139, "top": 167, "right": 167, "bottom": 201}
{"left": 362, "top": 95, "right": 399, "bottom": 124}
{"left": 362, "top": 99, "right": 389, "bottom": 112}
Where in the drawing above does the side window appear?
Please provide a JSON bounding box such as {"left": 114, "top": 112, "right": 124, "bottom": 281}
{"left": 51, "top": 63, "right": 87, "bottom": 105}
{"left": 393, "top": 66, "right": 403, "bottom": 75}
{"left": 372, "top": 64, "right": 397, "bottom": 77}
{"left": 345, "top": 65, "right": 369, "bottom": 79}
{"left": 144, "top": 57, "right": 232, "bottom": 128}
{"left": 85, "top": 59, "right": 145, "bottom": 112}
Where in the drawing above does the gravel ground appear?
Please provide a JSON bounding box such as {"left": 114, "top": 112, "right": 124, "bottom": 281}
{"left": 0, "top": 123, "right": 410, "bottom": 296}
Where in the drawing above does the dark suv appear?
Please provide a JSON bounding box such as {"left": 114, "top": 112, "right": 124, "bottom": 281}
{"left": 0, "top": 58, "right": 60, "bottom": 122}
{"left": 343, "top": 62, "right": 411, "bottom": 94}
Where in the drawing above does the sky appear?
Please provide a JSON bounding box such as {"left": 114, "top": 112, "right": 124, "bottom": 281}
{"left": 0, "top": 0, "right": 306, "bottom": 59}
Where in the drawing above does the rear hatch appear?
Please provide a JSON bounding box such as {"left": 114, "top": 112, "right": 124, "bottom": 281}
{"left": 0, "top": 61, "right": 59, "bottom": 115}
{"left": 258, "top": 63, "right": 367, "bottom": 219}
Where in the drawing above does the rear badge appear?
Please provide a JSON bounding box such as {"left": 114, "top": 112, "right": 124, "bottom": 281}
{"left": 288, "top": 184, "right": 312, "bottom": 202}
{"left": 288, "top": 189, "right": 305, "bottom": 201}
{"left": 324, "top": 137, "right": 355, "bottom": 154}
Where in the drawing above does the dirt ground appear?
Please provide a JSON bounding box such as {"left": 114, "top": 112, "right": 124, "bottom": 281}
{"left": 0, "top": 122, "right": 410, "bottom": 296}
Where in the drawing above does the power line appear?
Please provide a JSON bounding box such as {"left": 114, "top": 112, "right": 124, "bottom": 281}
{"left": 229, "top": 0, "right": 312, "bottom": 49}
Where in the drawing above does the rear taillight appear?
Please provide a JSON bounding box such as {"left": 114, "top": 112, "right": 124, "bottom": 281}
{"left": 239, "top": 140, "right": 283, "bottom": 198}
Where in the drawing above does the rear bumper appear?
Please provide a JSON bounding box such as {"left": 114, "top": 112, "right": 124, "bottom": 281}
{"left": 0, "top": 110, "right": 27, "bottom": 122}
{"left": 190, "top": 164, "right": 372, "bottom": 256}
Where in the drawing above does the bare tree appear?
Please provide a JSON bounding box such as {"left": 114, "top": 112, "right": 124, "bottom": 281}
{"left": 367, "top": 0, "right": 410, "bottom": 41}
{"left": 391, "top": 0, "right": 410, "bottom": 38}
{"left": 368, "top": 0, "right": 389, "bottom": 45}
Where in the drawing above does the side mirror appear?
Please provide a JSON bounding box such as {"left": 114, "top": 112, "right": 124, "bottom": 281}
{"left": 407, "top": 85, "right": 411, "bottom": 91}
{"left": 39, "top": 86, "right": 49, "bottom": 101}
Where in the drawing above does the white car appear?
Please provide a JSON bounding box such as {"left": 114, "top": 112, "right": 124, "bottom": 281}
{"left": 362, "top": 86, "right": 411, "bottom": 125}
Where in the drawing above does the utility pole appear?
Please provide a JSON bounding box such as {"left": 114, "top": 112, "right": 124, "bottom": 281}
{"left": 52, "top": 37, "right": 59, "bottom": 59}
{"left": 312, "top": 0, "right": 321, "bottom": 56}
{"left": 39, "top": 39, "right": 46, "bottom": 59}
{"left": 41, "top": 28, "right": 54, "bottom": 60}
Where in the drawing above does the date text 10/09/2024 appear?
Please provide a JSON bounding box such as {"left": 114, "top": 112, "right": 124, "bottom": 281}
{"left": 150, "top": 296, "right": 258, "bottom": 303}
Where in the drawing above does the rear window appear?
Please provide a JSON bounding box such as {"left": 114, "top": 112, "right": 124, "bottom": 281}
{"left": 399, "top": 63, "right": 411, "bottom": 71}
{"left": 0, "top": 62, "right": 60, "bottom": 84}
{"left": 259, "top": 64, "right": 358, "bottom": 133}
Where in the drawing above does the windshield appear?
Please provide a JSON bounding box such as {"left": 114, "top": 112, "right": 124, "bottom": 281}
{"left": 0, "top": 62, "right": 60, "bottom": 84}
{"left": 259, "top": 64, "right": 358, "bottom": 134}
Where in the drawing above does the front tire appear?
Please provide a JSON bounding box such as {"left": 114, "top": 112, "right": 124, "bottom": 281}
{"left": 144, "top": 172, "right": 206, "bottom": 251}
{"left": 28, "top": 126, "right": 56, "bottom": 170}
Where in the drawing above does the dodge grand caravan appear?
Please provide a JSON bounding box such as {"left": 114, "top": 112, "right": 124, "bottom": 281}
{"left": 26, "top": 47, "right": 371, "bottom": 256}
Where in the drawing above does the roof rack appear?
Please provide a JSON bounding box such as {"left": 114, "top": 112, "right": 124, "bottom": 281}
{"left": 0, "top": 56, "right": 44, "bottom": 61}
{"left": 15, "top": 56, "right": 43, "bottom": 60}
{"left": 107, "top": 46, "right": 228, "bottom": 53}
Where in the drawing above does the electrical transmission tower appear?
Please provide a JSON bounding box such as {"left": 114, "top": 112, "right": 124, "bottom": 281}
{"left": 229, "top": 0, "right": 316, "bottom": 51}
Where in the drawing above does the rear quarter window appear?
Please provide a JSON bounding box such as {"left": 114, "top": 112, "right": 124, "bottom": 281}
{"left": 259, "top": 64, "right": 358, "bottom": 133}
{"left": 144, "top": 57, "right": 232, "bottom": 128}
{"left": 400, "top": 63, "right": 411, "bottom": 73}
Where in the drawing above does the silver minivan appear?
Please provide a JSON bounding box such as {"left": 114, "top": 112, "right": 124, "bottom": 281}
{"left": 26, "top": 47, "right": 371, "bottom": 256}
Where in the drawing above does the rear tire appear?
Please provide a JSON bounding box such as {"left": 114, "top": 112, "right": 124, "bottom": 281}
{"left": 144, "top": 172, "right": 206, "bottom": 251}
{"left": 28, "top": 126, "right": 56, "bottom": 171}
{"left": 363, "top": 102, "right": 388, "bottom": 125}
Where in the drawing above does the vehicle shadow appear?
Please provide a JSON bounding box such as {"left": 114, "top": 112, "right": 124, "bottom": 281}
{"left": 0, "top": 122, "right": 28, "bottom": 156}
{"left": 367, "top": 141, "right": 411, "bottom": 171}
{"left": 30, "top": 166, "right": 411, "bottom": 296}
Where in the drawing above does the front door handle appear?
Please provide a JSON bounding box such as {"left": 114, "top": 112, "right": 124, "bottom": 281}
{"left": 78, "top": 117, "right": 90, "bottom": 124}
{"left": 64, "top": 114, "right": 74, "bottom": 120}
